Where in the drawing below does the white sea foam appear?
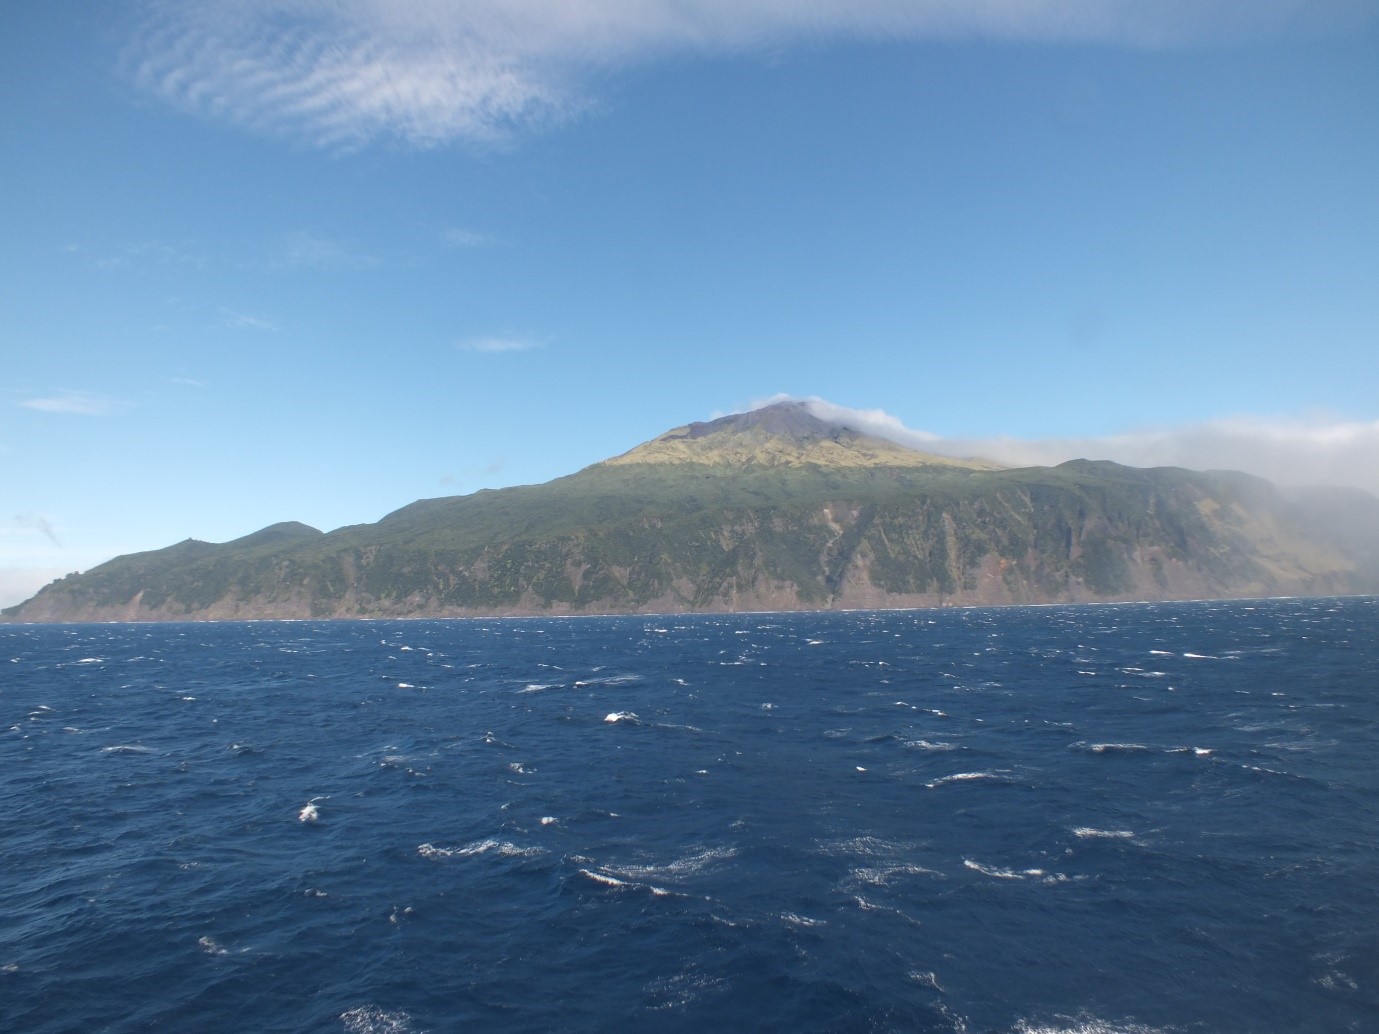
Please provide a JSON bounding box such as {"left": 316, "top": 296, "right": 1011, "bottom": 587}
{"left": 579, "top": 868, "right": 629, "bottom": 888}
{"left": 603, "top": 711, "right": 639, "bottom": 724}
{"left": 850, "top": 863, "right": 944, "bottom": 886}
{"left": 926, "top": 771, "right": 1002, "bottom": 789}
{"left": 518, "top": 683, "right": 557, "bottom": 693}
{"left": 818, "top": 834, "right": 910, "bottom": 858}
{"left": 965, "top": 860, "right": 1075, "bottom": 885}
{"left": 780, "top": 912, "right": 827, "bottom": 927}
{"left": 1167, "top": 746, "right": 1214, "bottom": 756}
{"left": 540, "top": 816, "right": 558, "bottom": 825}
{"left": 1182, "top": 652, "right": 1218, "bottom": 660}
{"left": 575, "top": 673, "right": 643, "bottom": 687}
{"left": 340, "top": 1005, "right": 417, "bottom": 1033}
{"left": 507, "top": 762, "right": 532, "bottom": 774}
{"left": 1079, "top": 742, "right": 1151, "bottom": 754}
{"left": 418, "top": 839, "right": 542, "bottom": 860}
{"left": 198, "top": 935, "right": 228, "bottom": 956}
{"left": 101, "top": 744, "right": 153, "bottom": 755}
{"left": 644, "top": 969, "right": 730, "bottom": 1011}
{"left": 1014, "top": 1015, "right": 1170, "bottom": 1034}
{"left": 396, "top": 682, "right": 414, "bottom": 689}
{"left": 904, "top": 739, "right": 957, "bottom": 752}
{"left": 607, "top": 846, "right": 738, "bottom": 882}
{"left": 908, "top": 970, "right": 944, "bottom": 991}
{"left": 298, "top": 796, "right": 328, "bottom": 823}
{"left": 1072, "top": 828, "right": 1135, "bottom": 840}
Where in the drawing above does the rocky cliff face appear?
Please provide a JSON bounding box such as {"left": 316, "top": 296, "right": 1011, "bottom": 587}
{"left": 8, "top": 403, "right": 1378, "bottom": 621}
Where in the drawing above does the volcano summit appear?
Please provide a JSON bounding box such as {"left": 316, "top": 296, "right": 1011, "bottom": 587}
{"left": 7, "top": 401, "right": 1378, "bottom": 621}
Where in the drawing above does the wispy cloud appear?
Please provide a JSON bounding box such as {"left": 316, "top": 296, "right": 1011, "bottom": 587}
{"left": 441, "top": 226, "right": 494, "bottom": 249}
{"left": 125, "top": 1, "right": 1372, "bottom": 150}
{"left": 220, "top": 307, "right": 280, "bottom": 332}
{"left": 92, "top": 240, "right": 205, "bottom": 271}
{"left": 20, "top": 391, "right": 133, "bottom": 417}
{"left": 753, "top": 396, "right": 1379, "bottom": 497}
{"left": 273, "top": 232, "right": 377, "bottom": 271}
{"left": 457, "top": 335, "right": 543, "bottom": 353}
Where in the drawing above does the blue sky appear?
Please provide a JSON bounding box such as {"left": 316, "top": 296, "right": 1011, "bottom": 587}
{"left": 4, "top": 0, "right": 1378, "bottom": 606}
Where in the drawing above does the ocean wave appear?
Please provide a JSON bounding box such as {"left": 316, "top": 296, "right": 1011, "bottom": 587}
{"left": 965, "top": 859, "right": 1072, "bottom": 884}
{"left": 340, "top": 1006, "right": 417, "bottom": 1033}
{"left": 904, "top": 739, "right": 957, "bottom": 752}
{"left": 1073, "top": 742, "right": 1152, "bottom": 755}
{"left": 418, "top": 839, "right": 543, "bottom": 860}
{"left": 603, "top": 712, "right": 639, "bottom": 724}
{"left": 926, "top": 771, "right": 1006, "bottom": 789}
{"left": 604, "top": 846, "right": 737, "bottom": 882}
{"left": 849, "top": 863, "right": 944, "bottom": 886}
{"left": 1013, "top": 1014, "right": 1171, "bottom": 1034}
{"left": 1071, "top": 828, "right": 1135, "bottom": 840}
{"left": 577, "top": 868, "right": 670, "bottom": 896}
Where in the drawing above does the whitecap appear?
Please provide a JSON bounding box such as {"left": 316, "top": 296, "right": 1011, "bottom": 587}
{"left": 1072, "top": 828, "right": 1135, "bottom": 840}
{"left": 908, "top": 970, "right": 944, "bottom": 991}
{"left": 850, "top": 863, "right": 944, "bottom": 886}
{"left": 197, "top": 935, "right": 228, "bottom": 956}
{"left": 965, "top": 859, "right": 1028, "bottom": 879}
{"left": 299, "top": 796, "right": 328, "bottom": 823}
{"left": 904, "top": 739, "right": 957, "bottom": 752}
{"left": 1182, "top": 652, "right": 1218, "bottom": 660}
{"left": 603, "top": 711, "right": 639, "bottom": 724}
{"left": 926, "top": 771, "right": 1003, "bottom": 789}
{"left": 780, "top": 912, "right": 827, "bottom": 927}
{"left": 579, "top": 868, "right": 629, "bottom": 888}
{"left": 1013, "top": 1014, "right": 1170, "bottom": 1034}
{"left": 340, "top": 1005, "right": 417, "bottom": 1033}
{"left": 605, "top": 846, "right": 738, "bottom": 882}
{"left": 418, "top": 839, "right": 542, "bottom": 860}
{"left": 1077, "top": 742, "right": 1151, "bottom": 755}
{"left": 540, "top": 816, "right": 558, "bottom": 826}
{"left": 101, "top": 744, "right": 153, "bottom": 755}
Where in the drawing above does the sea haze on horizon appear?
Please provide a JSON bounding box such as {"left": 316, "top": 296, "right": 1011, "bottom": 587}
{"left": 3, "top": 597, "right": 1377, "bottom": 1032}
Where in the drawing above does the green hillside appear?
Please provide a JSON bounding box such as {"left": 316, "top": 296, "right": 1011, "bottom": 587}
{"left": 7, "top": 403, "right": 1378, "bottom": 621}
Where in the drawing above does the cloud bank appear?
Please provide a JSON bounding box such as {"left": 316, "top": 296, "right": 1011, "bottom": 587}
{"left": 125, "top": 0, "right": 1371, "bottom": 149}
{"left": 757, "top": 396, "right": 1379, "bottom": 497}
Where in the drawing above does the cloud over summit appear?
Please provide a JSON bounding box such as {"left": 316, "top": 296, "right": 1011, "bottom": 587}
{"left": 752, "top": 396, "right": 1379, "bottom": 497}
{"left": 125, "top": 0, "right": 1369, "bottom": 149}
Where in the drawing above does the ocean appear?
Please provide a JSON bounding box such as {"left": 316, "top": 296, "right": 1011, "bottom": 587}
{"left": 2, "top": 598, "right": 1377, "bottom": 1033}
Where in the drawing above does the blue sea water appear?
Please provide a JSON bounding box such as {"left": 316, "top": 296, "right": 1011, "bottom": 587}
{"left": 2, "top": 598, "right": 1378, "bottom": 1033}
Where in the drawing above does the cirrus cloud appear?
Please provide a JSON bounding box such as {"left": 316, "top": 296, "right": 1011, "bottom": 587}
{"left": 457, "top": 335, "right": 543, "bottom": 353}
{"left": 124, "top": 0, "right": 1374, "bottom": 150}
{"left": 20, "top": 391, "right": 134, "bottom": 417}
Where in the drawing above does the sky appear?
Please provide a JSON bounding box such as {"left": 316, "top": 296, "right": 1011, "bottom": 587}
{"left": 3, "top": 0, "right": 1378, "bottom": 607}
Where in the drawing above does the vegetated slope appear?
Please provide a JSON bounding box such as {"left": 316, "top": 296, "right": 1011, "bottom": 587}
{"left": 8, "top": 403, "right": 1378, "bottom": 621}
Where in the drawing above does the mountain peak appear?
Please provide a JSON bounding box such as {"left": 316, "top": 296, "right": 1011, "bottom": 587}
{"left": 603, "top": 401, "right": 999, "bottom": 471}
